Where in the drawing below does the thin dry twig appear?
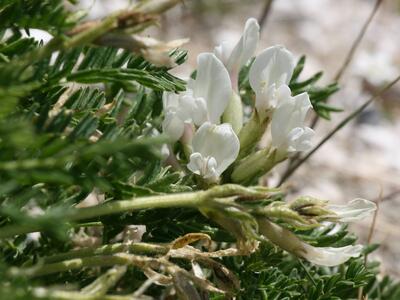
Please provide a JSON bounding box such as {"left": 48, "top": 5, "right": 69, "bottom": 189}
{"left": 380, "top": 188, "right": 400, "bottom": 202}
{"left": 277, "top": 74, "right": 400, "bottom": 186}
{"left": 310, "top": 0, "right": 383, "bottom": 129}
{"left": 334, "top": 0, "right": 383, "bottom": 82}
{"left": 281, "top": 0, "right": 384, "bottom": 182}
{"left": 258, "top": 0, "right": 275, "bottom": 31}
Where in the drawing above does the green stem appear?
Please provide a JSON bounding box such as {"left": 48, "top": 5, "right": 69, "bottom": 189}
{"left": 231, "top": 148, "right": 286, "bottom": 184}
{"left": 21, "top": 255, "right": 131, "bottom": 277}
{"left": 72, "top": 221, "right": 104, "bottom": 228}
{"left": 237, "top": 111, "right": 270, "bottom": 159}
{"left": 81, "top": 266, "right": 127, "bottom": 296}
{"left": 222, "top": 91, "right": 244, "bottom": 135}
{"left": 68, "top": 191, "right": 203, "bottom": 221}
{"left": 16, "top": 253, "right": 159, "bottom": 278}
{"left": 0, "top": 184, "right": 267, "bottom": 239}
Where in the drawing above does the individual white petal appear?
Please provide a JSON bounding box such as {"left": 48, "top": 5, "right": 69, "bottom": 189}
{"left": 187, "top": 152, "right": 219, "bottom": 181}
{"left": 249, "top": 46, "right": 295, "bottom": 111}
{"left": 162, "top": 110, "right": 185, "bottom": 142}
{"left": 179, "top": 94, "right": 197, "bottom": 121}
{"left": 161, "top": 144, "right": 170, "bottom": 159}
{"left": 162, "top": 92, "right": 180, "bottom": 109}
{"left": 254, "top": 83, "right": 276, "bottom": 114}
{"left": 249, "top": 45, "right": 295, "bottom": 92}
{"left": 271, "top": 93, "right": 294, "bottom": 148}
{"left": 286, "top": 127, "right": 315, "bottom": 153}
{"left": 191, "top": 122, "right": 239, "bottom": 176}
{"left": 258, "top": 218, "right": 363, "bottom": 267}
{"left": 204, "top": 156, "right": 218, "bottom": 180}
{"left": 181, "top": 122, "right": 195, "bottom": 145}
{"left": 226, "top": 18, "right": 260, "bottom": 71}
{"left": 271, "top": 89, "right": 314, "bottom": 153}
{"left": 214, "top": 41, "right": 232, "bottom": 67}
{"left": 162, "top": 88, "right": 209, "bottom": 137}
{"left": 193, "top": 53, "right": 232, "bottom": 124}
{"left": 192, "top": 97, "right": 208, "bottom": 126}
{"left": 301, "top": 244, "right": 363, "bottom": 267}
{"left": 275, "top": 84, "right": 292, "bottom": 103}
{"left": 290, "top": 92, "right": 313, "bottom": 123}
{"left": 327, "top": 198, "right": 377, "bottom": 222}
{"left": 187, "top": 152, "right": 204, "bottom": 176}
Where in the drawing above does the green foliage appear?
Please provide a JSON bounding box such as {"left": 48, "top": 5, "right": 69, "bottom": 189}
{"left": 0, "top": 0, "right": 77, "bottom": 34}
{"left": 0, "top": 1, "right": 398, "bottom": 299}
{"left": 290, "top": 55, "right": 341, "bottom": 120}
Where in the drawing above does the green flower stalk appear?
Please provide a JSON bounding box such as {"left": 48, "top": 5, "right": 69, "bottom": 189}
{"left": 0, "top": 185, "right": 270, "bottom": 239}
{"left": 222, "top": 92, "right": 244, "bottom": 134}
{"left": 231, "top": 147, "right": 286, "bottom": 184}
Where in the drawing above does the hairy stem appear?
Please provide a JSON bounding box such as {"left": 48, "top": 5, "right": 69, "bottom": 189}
{"left": 232, "top": 148, "right": 285, "bottom": 184}
{"left": 0, "top": 184, "right": 268, "bottom": 239}
{"left": 237, "top": 111, "right": 270, "bottom": 159}
{"left": 81, "top": 266, "right": 127, "bottom": 296}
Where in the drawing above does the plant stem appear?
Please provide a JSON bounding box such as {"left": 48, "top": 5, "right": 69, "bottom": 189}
{"left": 32, "top": 288, "right": 144, "bottom": 300}
{"left": 232, "top": 148, "right": 285, "bottom": 184}
{"left": 81, "top": 266, "right": 127, "bottom": 296}
{"left": 258, "top": 0, "right": 275, "bottom": 32}
{"left": 43, "top": 242, "right": 168, "bottom": 264}
{"left": 22, "top": 255, "right": 131, "bottom": 277}
{"left": 68, "top": 191, "right": 203, "bottom": 221}
{"left": 0, "top": 184, "right": 268, "bottom": 239}
{"left": 237, "top": 111, "right": 270, "bottom": 159}
{"left": 15, "top": 253, "right": 158, "bottom": 278}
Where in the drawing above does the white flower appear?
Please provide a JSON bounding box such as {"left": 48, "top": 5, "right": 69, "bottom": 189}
{"left": 162, "top": 53, "right": 231, "bottom": 141}
{"left": 327, "top": 198, "right": 377, "bottom": 222}
{"left": 258, "top": 218, "right": 363, "bottom": 267}
{"left": 187, "top": 122, "right": 239, "bottom": 182}
{"left": 301, "top": 244, "right": 363, "bottom": 267}
{"left": 193, "top": 53, "right": 232, "bottom": 123}
{"left": 162, "top": 91, "right": 207, "bottom": 141}
{"left": 214, "top": 18, "right": 260, "bottom": 87}
{"left": 249, "top": 45, "right": 295, "bottom": 114}
{"left": 271, "top": 86, "right": 314, "bottom": 154}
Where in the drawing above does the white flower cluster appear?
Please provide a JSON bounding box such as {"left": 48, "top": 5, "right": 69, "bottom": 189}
{"left": 162, "top": 18, "right": 315, "bottom": 183}
{"left": 159, "top": 18, "right": 378, "bottom": 267}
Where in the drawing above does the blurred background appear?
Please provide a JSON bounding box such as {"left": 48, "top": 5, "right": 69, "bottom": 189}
{"left": 74, "top": 0, "right": 400, "bottom": 277}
